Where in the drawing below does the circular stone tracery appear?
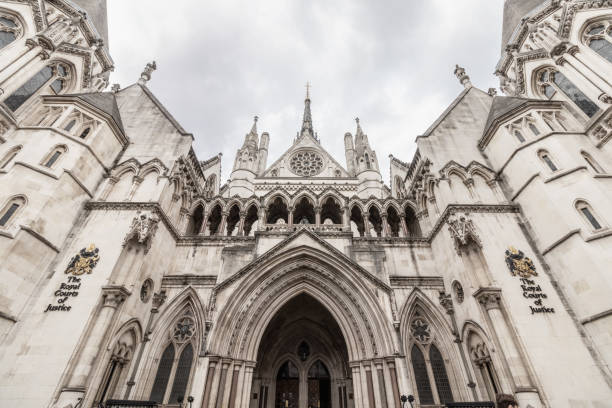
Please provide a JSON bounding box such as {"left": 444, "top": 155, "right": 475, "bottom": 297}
{"left": 289, "top": 150, "right": 324, "bottom": 177}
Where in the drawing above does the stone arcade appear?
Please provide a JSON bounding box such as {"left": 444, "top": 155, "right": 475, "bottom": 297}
{"left": 1, "top": 1, "right": 612, "bottom": 408}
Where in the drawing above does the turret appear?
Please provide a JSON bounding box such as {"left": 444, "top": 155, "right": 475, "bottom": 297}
{"left": 351, "top": 118, "right": 382, "bottom": 198}
{"left": 344, "top": 132, "right": 355, "bottom": 175}
{"left": 258, "top": 131, "right": 269, "bottom": 175}
{"left": 228, "top": 116, "right": 262, "bottom": 197}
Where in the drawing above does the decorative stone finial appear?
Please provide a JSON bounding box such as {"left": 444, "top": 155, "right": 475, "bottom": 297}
{"left": 488, "top": 88, "right": 497, "bottom": 96}
{"left": 454, "top": 64, "right": 472, "bottom": 89}
{"left": 111, "top": 83, "right": 120, "bottom": 93}
{"left": 138, "top": 61, "right": 157, "bottom": 85}
{"left": 305, "top": 81, "right": 311, "bottom": 99}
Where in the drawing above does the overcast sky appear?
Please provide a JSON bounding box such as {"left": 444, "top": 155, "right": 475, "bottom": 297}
{"left": 107, "top": 1, "right": 503, "bottom": 184}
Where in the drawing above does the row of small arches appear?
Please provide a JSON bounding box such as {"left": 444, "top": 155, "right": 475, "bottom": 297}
{"left": 185, "top": 195, "right": 422, "bottom": 238}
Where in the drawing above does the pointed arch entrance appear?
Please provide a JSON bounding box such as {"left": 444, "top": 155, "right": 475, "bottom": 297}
{"left": 254, "top": 294, "right": 349, "bottom": 408}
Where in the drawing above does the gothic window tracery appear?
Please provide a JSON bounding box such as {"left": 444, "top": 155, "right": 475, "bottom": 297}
{"left": 535, "top": 68, "right": 600, "bottom": 118}
{"left": 0, "top": 12, "right": 22, "bottom": 50}
{"left": 582, "top": 20, "right": 612, "bottom": 63}
{"left": 468, "top": 333, "right": 500, "bottom": 400}
{"left": 150, "top": 311, "right": 197, "bottom": 405}
{"left": 289, "top": 150, "right": 324, "bottom": 177}
{"left": 409, "top": 313, "right": 454, "bottom": 406}
{"left": 3, "top": 62, "right": 71, "bottom": 112}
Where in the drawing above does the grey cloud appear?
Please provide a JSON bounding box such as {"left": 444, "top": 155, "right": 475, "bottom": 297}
{"left": 108, "top": 0, "right": 503, "bottom": 184}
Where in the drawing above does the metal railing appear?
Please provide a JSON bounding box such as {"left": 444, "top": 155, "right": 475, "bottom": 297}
{"left": 103, "top": 400, "right": 158, "bottom": 408}
{"left": 446, "top": 402, "right": 495, "bottom": 408}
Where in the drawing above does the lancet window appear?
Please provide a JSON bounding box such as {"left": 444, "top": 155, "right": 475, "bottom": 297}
{"left": 0, "top": 195, "right": 25, "bottom": 227}
{"left": 42, "top": 145, "right": 67, "bottom": 168}
{"left": 582, "top": 151, "right": 605, "bottom": 174}
{"left": 582, "top": 20, "right": 612, "bottom": 63}
{"left": 537, "top": 150, "right": 558, "bottom": 172}
{"left": 535, "top": 68, "right": 600, "bottom": 118}
{"left": 149, "top": 312, "right": 197, "bottom": 405}
{"left": 3, "top": 62, "right": 71, "bottom": 112}
{"left": 468, "top": 333, "right": 500, "bottom": 401}
{"left": 94, "top": 329, "right": 138, "bottom": 405}
{"left": 0, "top": 12, "right": 22, "bottom": 50}
{"left": 575, "top": 200, "right": 604, "bottom": 231}
{"left": 409, "top": 314, "right": 454, "bottom": 405}
{"left": 0, "top": 145, "right": 21, "bottom": 169}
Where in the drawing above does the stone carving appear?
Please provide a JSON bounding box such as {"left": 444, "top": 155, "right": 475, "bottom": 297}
{"left": 65, "top": 244, "right": 100, "bottom": 276}
{"left": 410, "top": 316, "right": 432, "bottom": 344}
{"left": 439, "top": 292, "right": 454, "bottom": 315}
{"left": 452, "top": 281, "right": 464, "bottom": 304}
{"left": 454, "top": 64, "right": 471, "bottom": 88}
{"left": 505, "top": 247, "right": 537, "bottom": 278}
{"left": 123, "top": 211, "right": 160, "bottom": 254}
{"left": 476, "top": 290, "right": 502, "bottom": 311}
{"left": 289, "top": 150, "right": 324, "bottom": 177}
{"left": 138, "top": 61, "right": 157, "bottom": 85}
{"left": 447, "top": 213, "right": 481, "bottom": 255}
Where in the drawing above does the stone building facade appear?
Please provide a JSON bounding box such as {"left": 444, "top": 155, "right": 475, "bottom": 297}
{"left": 0, "top": 1, "right": 611, "bottom": 407}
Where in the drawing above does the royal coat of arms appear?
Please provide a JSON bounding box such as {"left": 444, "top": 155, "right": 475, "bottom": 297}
{"left": 65, "top": 244, "right": 100, "bottom": 276}
{"left": 504, "top": 246, "right": 537, "bottom": 278}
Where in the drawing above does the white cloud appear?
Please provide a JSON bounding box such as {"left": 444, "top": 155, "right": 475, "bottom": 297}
{"left": 108, "top": 0, "right": 503, "bottom": 184}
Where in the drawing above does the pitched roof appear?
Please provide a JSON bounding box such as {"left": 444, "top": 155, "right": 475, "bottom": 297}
{"left": 70, "top": 0, "right": 109, "bottom": 47}
{"left": 483, "top": 96, "right": 532, "bottom": 135}
{"left": 61, "top": 91, "right": 125, "bottom": 134}
{"left": 501, "top": 0, "right": 548, "bottom": 52}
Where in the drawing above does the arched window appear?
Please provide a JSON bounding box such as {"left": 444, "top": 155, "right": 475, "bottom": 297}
{"left": 150, "top": 343, "right": 175, "bottom": 404}
{"left": 582, "top": 20, "right": 612, "bottom": 63}
{"left": 468, "top": 333, "right": 500, "bottom": 400}
{"left": 0, "top": 195, "right": 25, "bottom": 227}
{"left": 513, "top": 129, "right": 525, "bottom": 143}
{"left": 3, "top": 62, "right": 70, "bottom": 112}
{"left": 79, "top": 126, "right": 91, "bottom": 139}
{"left": 528, "top": 122, "right": 540, "bottom": 136}
{"left": 582, "top": 151, "right": 604, "bottom": 174}
{"left": 536, "top": 68, "right": 600, "bottom": 117}
{"left": 430, "top": 345, "right": 453, "bottom": 404}
{"left": 0, "top": 145, "right": 21, "bottom": 169}
{"left": 576, "top": 200, "right": 603, "bottom": 231}
{"left": 0, "top": 13, "right": 22, "bottom": 50}
{"left": 364, "top": 153, "right": 371, "bottom": 169}
{"left": 42, "top": 145, "right": 67, "bottom": 168}
{"left": 411, "top": 345, "right": 434, "bottom": 404}
{"left": 150, "top": 313, "right": 197, "bottom": 405}
{"left": 538, "top": 150, "right": 558, "bottom": 172}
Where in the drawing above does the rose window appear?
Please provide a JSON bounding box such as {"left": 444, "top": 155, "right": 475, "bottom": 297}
{"left": 289, "top": 151, "right": 324, "bottom": 177}
{"left": 172, "top": 316, "right": 195, "bottom": 343}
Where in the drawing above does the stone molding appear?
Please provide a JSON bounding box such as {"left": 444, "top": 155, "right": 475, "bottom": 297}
{"left": 473, "top": 287, "right": 503, "bottom": 311}
{"left": 101, "top": 285, "right": 131, "bottom": 309}
{"left": 123, "top": 211, "right": 160, "bottom": 254}
{"left": 388, "top": 276, "right": 444, "bottom": 288}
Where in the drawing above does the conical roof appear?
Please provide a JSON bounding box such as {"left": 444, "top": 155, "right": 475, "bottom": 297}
{"left": 501, "top": 0, "right": 547, "bottom": 52}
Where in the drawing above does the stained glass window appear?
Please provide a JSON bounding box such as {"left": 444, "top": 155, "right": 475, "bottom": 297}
{"left": 584, "top": 21, "right": 612, "bottom": 63}
{"left": 168, "top": 343, "right": 194, "bottom": 404}
{"left": 44, "top": 151, "right": 62, "bottom": 168}
{"left": 514, "top": 130, "right": 525, "bottom": 142}
{"left": 79, "top": 127, "right": 91, "bottom": 139}
{"left": 64, "top": 120, "right": 76, "bottom": 132}
{"left": 150, "top": 343, "right": 175, "bottom": 403}
{"left": 581, "top": 207, "right": 602, "bottom": 230}
{"left": 529, "top": 123, "right": 540, "bottom": 136}
{"left": 0, "top": 14, "right": 20, "bottom": 50}
{"left": 430, "top": 345, "right": 453, "bottom": 404}
{"left": 537, "top": 68, "right": 600, "bottom": 118}
{"left": 411, "top": 345, "right": 433, "bottom": 404}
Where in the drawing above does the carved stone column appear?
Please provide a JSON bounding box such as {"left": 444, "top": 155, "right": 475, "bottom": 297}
{"left": 127, "top": 176, "right": 143, "bottom": 200}
{"left": 385, "top": 358, "right": 401, "bottom": 408}
{"left": 474, "top": 288, "right": 542, "bottom": 407}
{"left": 315, "top": 206, "right": 321, "bottom": 226}
{"left": 381, "top": 213, "right": 390, "bottom": 238}
{"left": 288, "top": 206, "right": 294, "bottom": 227}
{"left": 100, "top": 176, "right": 118, "bottom": 201}
{"left": 362, "top": 213, "right": 371, "bottom": 238}
{"left": 201, "top": 356, "right": 219, "bottom": 408}
{"left": 350, "top": 363, "right": 365, "bottom": 408}
{"left": 343, "top": 205, "right": 350, "bottom": 229}
{"left": 219, "top": 211, "right": 229, "bottom": 236}
{"left": 399, "top": 213, "right": 408, "bottom": 238}
{"left": 237, "top": 211, "right": 246, "bottom": 236}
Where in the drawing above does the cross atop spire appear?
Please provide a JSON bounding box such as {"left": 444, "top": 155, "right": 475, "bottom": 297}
{"left": 299, "top": 84, "right": 317, "bottom": 141}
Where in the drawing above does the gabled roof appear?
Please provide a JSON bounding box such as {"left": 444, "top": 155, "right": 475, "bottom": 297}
{"left": 215, "top": 228, "right": 391, "bottom": 293}
{"left": 483, "top": 96, "right": 532, "bottom": 135}
{"left": 50, "top": 91, "right": 125, "bottom": 135}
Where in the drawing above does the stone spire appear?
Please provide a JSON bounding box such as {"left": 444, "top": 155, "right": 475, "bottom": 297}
{"left": 299, "top": 82, "right": 316, "bottom": 140}
{"left": 454, "top": 64, "right": 472, "bottom": 89}
{"left": 242, "top": 115, "right": 259, "bottom": 151}
{"left": 354, "top": 117, "right": 367, "bottom": 146}
{"left": 138, "top": 61, "right": 157, "bottom": 85}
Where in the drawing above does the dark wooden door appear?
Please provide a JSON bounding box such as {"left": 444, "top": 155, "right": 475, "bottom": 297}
{"left": 275, "top": 378, "right": 299, "bottom": 408}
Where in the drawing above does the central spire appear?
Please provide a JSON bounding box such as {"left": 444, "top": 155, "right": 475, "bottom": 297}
{"left": 299, "top": 82, "right": 318, "bottom": 141}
